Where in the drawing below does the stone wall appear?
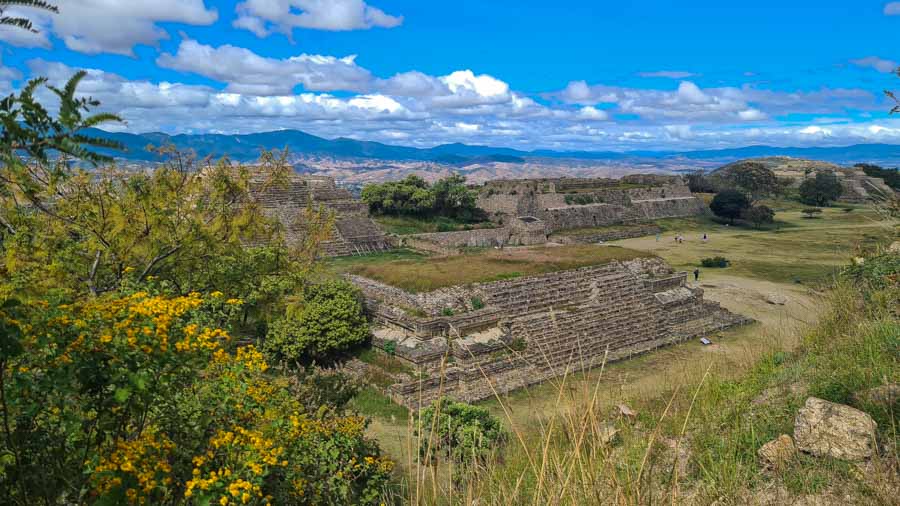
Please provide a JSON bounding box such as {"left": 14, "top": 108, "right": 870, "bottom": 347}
{"left": 354, "top": 257, "right": 752, "bottom": 408}
{"left": 554, "top": 224, "right": 663, "bottom": 244}
{"left": 247, "top": 174, "right": 392, "bottom": 257}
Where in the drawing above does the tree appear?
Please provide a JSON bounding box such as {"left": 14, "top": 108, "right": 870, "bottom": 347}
{"left": 710, "top": 189, "right": 751, "bottom": 224}
{"left": 799, "top": 171, "right": 843, "bottom": 206}
{"left": 685, "top": 170, "right": 718, "bottom": 193}
{"left": 713, "top": 161, "right": 778, "bottom": 202}
{"left": 0, "top": 0, "right": 57, "bottom": 33}
{"left": 418, "top": 398, "right": 506, "bottom": 465}
{"left": 263, "top": 279, "right": 369, "bottom": 363}
{"left": 742, "top": 204, "right": 775, "bottom": 229}
{"left": 361, "top": 174, "right": 480, "bottom": 220}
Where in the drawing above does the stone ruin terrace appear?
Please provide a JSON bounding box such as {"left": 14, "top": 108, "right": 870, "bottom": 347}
{"left": 336, "top": 245, "right": 752, "bottom": 408}
{"left": 247, "top": 174, "right": 392, "bottom": 256}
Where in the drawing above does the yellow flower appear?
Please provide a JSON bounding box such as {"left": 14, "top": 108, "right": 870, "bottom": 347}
{"left": 211, "top": 291, "right": 224, "bottom": 298}
{"left": 220, "top": 496, "right": 229, "bottom": 506}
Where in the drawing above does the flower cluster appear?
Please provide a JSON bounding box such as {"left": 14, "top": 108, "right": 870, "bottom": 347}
{"left": 91, "top": 430, "right": 174, "bottom": 505}
{"left": 185, "top": 427, "right": 285, "bottom": 505}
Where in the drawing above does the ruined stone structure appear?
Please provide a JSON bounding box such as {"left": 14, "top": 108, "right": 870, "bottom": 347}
{"left": 836, "top": 171, "right": 895, "bottom": 204}
{"left": 248, "top": 175, "right": 393, "bottom": 256}
{"left": 475, "top": 177, "right": 705, "bottom": 233}
{"left": 353, "top": 257, "right": 750, "bottom": 407}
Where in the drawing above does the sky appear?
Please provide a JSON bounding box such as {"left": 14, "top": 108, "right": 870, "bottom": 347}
{"left": 1, "top": 0, "right": 900, "bottom": 152}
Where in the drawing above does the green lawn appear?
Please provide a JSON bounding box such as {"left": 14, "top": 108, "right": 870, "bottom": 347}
{"left": 330, "top": 244, "right": 653, "bottom": 292}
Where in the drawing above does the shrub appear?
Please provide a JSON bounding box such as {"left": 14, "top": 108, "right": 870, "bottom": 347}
{"left": 701, "top": 256, "right": 730, "bottom": 268}
{"left": 418, "top": 398, "right": 507, "bottom": 465}
{"left": 471, "top": 297, "right": 485, "bottom": 310}
{"left": 264, "top": 280, "right": 369, "bottom": 363}
{"left": 710, "top": 189, "right": 751, "bottom": 224}
{"left": 802, "top": 207, "right": 823, "bottom": 219}
{"left": 441, "top": 307, "right": 455, "bottom": 317}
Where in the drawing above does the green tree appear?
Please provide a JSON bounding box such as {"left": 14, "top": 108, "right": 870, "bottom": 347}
{"left": 685, "top": 170, "right": 717, "bottom": 193}
{"left": 798, "top": 171, "right": 843, "bottom": 206}
{"left": 709, "top": 189, "right": 751, "bottom": 224}
{"left": 418, "top": 398, "right": 506, "bottom": 465}
{"left": 742, "top": 204, "right": 775, "bottom": 229}
{"left": 264, "top": 279, "right": 369, "bottom": 363}
{"left": 361, "top": 174, "right": 480, "bottom": 220}
{"left": 713, "top": 161, "right": 778, "bottom": 202}
{"left": 802, "top": 207, "right": 823, "bottom": 219}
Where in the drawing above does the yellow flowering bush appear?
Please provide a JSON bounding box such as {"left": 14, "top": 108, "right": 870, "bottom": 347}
{"left": 0, "top": 291, "right": 392, "bottom": 505}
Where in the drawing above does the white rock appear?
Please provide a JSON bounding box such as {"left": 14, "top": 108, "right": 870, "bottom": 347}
{"left": 794, "top": 397, "right": 877, "bottom": 461}
{"left": 765, "top": 293, "right": 788, "bottom": 305}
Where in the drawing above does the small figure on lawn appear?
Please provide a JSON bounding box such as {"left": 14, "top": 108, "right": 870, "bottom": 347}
{"left": 702, "top": 232, "right": 708, "bottom": 242}
{"left": 694, "top": 268, "right": 700, "bottom": 281}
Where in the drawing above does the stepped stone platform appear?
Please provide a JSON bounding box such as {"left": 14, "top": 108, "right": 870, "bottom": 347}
{"left": 247, "top": 175, "right": 393, "bottom": 256}
{"left": 351, "top": 254, "right": 751, "bottom": 408}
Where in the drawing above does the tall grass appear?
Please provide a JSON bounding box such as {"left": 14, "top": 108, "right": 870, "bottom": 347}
{"left": 378, "top": 251, "right": 898, "bottom": 505}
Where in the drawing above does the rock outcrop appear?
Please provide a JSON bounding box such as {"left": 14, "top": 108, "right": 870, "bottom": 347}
{"left": 794, "top": 397, "right": 877, "bottom": 461}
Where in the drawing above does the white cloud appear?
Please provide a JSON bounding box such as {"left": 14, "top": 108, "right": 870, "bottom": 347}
{"left": 737, "top": 108, "right": 767, "bottom": 121}
{"left": 157, "top": 39, "right": 372, "bottom": 94}
{"left": 885, "top": 2, "right": 900, "bottom": 15}
{"left": 576, "top": 106, "right": 609, "bottom": 121}
{"left": 638, "top": 71, "right": 696, "bottom": 79}
{"left": 233, "top": 0, "right": 402, "bottom": 36}
{"left": 0, "top": 0, "right": 219, "bottom": 56}
{"left": 850, "top": 56, "right": 898, "bottom": 73}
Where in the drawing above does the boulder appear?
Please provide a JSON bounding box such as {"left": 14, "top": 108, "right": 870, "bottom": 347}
{"left": 765, "top": 293, "right": 788, "bottom": 305}
{"left": 794, "top": 397, "right": 877, "bottom": 461}
{"left": 757, "top": 434, "right": 796, "bottom": 469}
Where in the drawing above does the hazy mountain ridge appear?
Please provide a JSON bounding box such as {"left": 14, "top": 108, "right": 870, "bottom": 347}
{"left": 88, "top": 128, "right": 900, "bottom": 167}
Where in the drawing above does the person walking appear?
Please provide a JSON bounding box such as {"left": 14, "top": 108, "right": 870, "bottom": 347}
{"left": 702, "top": 232, "right": 708, "bottom": 242}
{"left": 693, "top": 268, "right": 700, "bottom": 281}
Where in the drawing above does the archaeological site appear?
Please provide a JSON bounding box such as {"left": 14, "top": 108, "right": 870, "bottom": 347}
{"left": 249, "top": 173, "right": 753, "bottom": 407}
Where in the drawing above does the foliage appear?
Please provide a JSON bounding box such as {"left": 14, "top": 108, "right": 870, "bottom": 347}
{"left": 564, "top": 194, "right": 598, "bottom": 205}
{"left": 798, "top": 171, "right": 843, "bottom": 206}
{"left": 263, "top": 280, "right": 369, "bottom": 364}
{"left": 361, "top": 174, "right": 481, "bottom": 220}
{"left": 701, "top": 256, "right": 730, "bottom": 268}
{"left": 471, "top": 297, "right": 485, "bottom": 310}
{"left": 418, "top": 398, "right": 506, "bottom": 465}
{"left": 713, "top": 161, "right": 778, "bottom": 202}
{"left": 0, "top": 1, "right": 57, "bottom": 32}
{"left": 855, "top": 163, "right": 900, "bottom": 192}
{"left": 801, "top": 207, "right": 823, "bottom": 218}
{"left": 709, "top": 189, "right": 751, "bottom": 224}
{"left": 741, "top": 204, "right": 775, "bottom": 229}
{"left": 0, "top": 292, "right": 391, "bottom": 505}
{"left": 685, "top": 170, "right": 718, "bottom": 193}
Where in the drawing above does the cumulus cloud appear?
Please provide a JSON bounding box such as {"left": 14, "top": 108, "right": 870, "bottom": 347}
{"left": 638, "top": 71, "right": 696, "bottom": 79}
{"left": 233, "top": 0, "right": 402, "bottom": 36}
{"left": 157, "top": 39, "right": 372, "bottom": 94}
{"left": 0, "top": 0, "right": 218, "bottom": 56}
{"left": 850, "top": 56, "right": 898, "bottom": 73}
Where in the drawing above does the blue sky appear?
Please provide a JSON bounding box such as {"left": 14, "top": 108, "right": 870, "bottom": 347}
{"left": 1, "top": 0, "right": 899, "bottom": 151}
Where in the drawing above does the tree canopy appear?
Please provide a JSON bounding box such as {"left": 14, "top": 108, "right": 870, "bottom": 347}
{"left": 361, "top": 174, "right": 481, "bottom": 221}
{"left": 709, "top": 189, "right": 751, "bottom": 224}
{"left": 798, "top": 171, "right": 843, "bottom": 206}
{"left": 712, "top": 161, "right": 778, "bottom": 202}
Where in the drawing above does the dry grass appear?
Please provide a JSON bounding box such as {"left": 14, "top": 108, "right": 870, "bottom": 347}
{"left": 333, "top": 244, "right": 653, "bottom": 292}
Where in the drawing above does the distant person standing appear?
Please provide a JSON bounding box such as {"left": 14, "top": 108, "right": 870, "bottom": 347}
{"left": 656, "top": 233, "right": 661, "bottom": 242}
{"left": 702, "top": 232, "right": 708, "bottom": 242}
{"left": 694, "top": 268, "right": 700, "bottom": 281}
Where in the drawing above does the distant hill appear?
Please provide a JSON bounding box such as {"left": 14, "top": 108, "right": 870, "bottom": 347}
{"left": 85, "top": 128, "right": 900, "bottom": 167}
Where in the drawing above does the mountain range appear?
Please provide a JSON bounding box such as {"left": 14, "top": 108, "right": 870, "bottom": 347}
{"left": 87, "top": 128, "right": 900, "bottom": 167}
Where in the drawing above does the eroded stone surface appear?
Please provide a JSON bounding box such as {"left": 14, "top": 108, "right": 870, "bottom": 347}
{"left": 758, "top": 434, "right": 796, "bottom": 469}
{"left": 794, "top": 397, "right": 877, "bottom": 461}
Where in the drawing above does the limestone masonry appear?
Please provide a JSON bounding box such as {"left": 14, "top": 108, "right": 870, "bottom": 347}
{"left": 358, "top": 257, "right": 751, "bottom": 407}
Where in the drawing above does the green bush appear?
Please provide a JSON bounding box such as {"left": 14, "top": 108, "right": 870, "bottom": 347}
{"left": 418, "top": 398, "right": 507, "bottom": 465}
{"left": 701, "top": 256, "right": 730, "bottom": 268}
{"left": 264, "top": 279, "right": 369, "bottom": 363}
{"left": 471, "top": 297, "right": 485, "bottom": 310}
{"left": 802, "top": 207, "right": 823, "bottom": 219}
